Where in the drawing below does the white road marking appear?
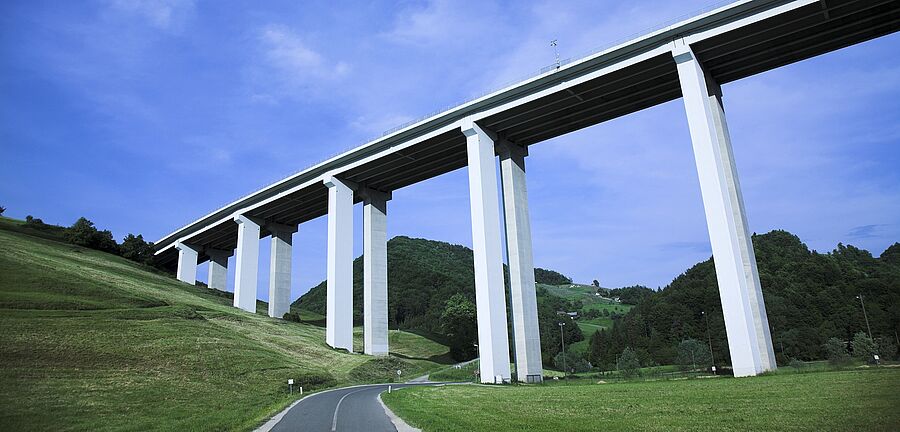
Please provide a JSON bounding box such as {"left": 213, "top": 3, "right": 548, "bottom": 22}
{"left": 332, "top": 388, "right": 368, "bottom": 431}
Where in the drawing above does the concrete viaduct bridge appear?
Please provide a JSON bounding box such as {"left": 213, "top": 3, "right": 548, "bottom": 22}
{"left": 154, "top": 0, "right": 900, "bottom": 382}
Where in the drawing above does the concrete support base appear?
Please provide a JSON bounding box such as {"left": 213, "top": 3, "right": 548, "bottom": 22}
{"left": 324, "top": 176, "right": 355, "bottom": 352}
{"left": 498, "top": 141, "right": 543, "bottom": 383}
{"left": 361, "top": 188, "right": 391, "bottom": 356}
{"left": 206, "top": 248, "right": 231, "bottom": 291}
{"left": 175, "top": 242, "right": 200, "bottom": 285}
{"left": 673, "top": 40, "right": 776, "bottom": 376}
{"left": 233, "top": 215, "right": 262, "bottom": 314}
{"left": 268, "top": 223, "right": 297, "bottom": 319}
{"left": 462, "top": 120, "right": 512, "bottom": 384}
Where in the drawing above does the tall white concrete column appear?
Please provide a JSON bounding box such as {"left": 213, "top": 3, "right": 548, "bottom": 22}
{"left": 233, "top": 214, "right": 262, "bottom": 314}
{"left": 673, "top": 40, "right": 775, "bottom": 376}
{"left": 267, "top": 222, "right": 297, "bottom": 319}
{"left": 706, "top": 79, "right": 778, "bottom": 373}
{"left": 324, "top": 176, "right": 355, "bottom": 351}
{"left": 462, "top": 120, "right": 512, "bottom": 384}
{"left": 498, "top": 141, "right": 543, "bottom": 383}
{"left": 206, "top": 248, "right": 231, "bottom": 291}
{"left": 361, "top": 188, "right": 391, "bottom": 356}
{"left": 175, "top": 242, "right": 200, "bottom": 285}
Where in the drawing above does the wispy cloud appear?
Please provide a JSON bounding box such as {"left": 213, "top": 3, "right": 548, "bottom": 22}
{"left": 104, "top": 0, "right": 196, "bottom": 32}
{"left": 251, "top": 24, "right": 350, "bottom": 101}
{"left": 848, "top": 224, "right": 883, "bottom": 239}
{"left": 384, "top": 0, "right": 503, "bottom": 48}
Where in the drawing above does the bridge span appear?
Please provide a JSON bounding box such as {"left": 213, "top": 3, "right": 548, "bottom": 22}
{"left": 154, "top": 0, "right": 900, "bottom": 381}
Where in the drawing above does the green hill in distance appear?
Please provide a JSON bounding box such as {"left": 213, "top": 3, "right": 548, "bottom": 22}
{"left": 293, "top": 236, "right": 587, "bottom": 365}
{"left": 0, "top": 217, "right": 452, "bottom": 432}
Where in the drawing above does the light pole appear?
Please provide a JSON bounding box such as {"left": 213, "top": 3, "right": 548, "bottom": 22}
{"left": 702, "top": 311, "right": 716, "bottom": 374}
{"left": 856, "top": 294, "right": 873, "bottom": 340}
{"left": 558, "top": 321, "right": 567, "bottom": 378}
{"left": 856, "top": 294, "right": 879, "bottom": 364}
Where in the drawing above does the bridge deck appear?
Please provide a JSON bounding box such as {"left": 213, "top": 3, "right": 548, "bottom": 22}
{"left": 154, "top": 0, "right": 900, "bottom": 267}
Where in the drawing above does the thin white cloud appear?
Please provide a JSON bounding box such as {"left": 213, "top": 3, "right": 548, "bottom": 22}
{"left": 253, "top": 24, "right": 351, "bottom": 101}
{"left": 105, "top": 0, "right": 196, "bottom": 32}
{"left": 383, "top": 0, "right": 507, "bottom": 48}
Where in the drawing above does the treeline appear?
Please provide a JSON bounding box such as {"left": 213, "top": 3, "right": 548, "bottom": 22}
{"left": 294, "top": 236, "right": 583, "bottom": 362}
{"left": 588, "top": 230, "right": 900, "bottom": 370}
{"left": 7, "top": 211, "right": 159, "bottom": 268}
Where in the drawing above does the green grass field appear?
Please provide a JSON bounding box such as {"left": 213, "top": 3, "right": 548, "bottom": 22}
{"left": 539, "top": 283, "right": 632, "bottom": 334}
{"left": 0, "top": 218, "right": 451, "bottom": 431}
{"left": 383, "top": 368, "right": 900, "bottom": 431}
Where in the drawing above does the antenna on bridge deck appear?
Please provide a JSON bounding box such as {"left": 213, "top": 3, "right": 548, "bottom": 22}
{"left": 550, "top": 39, "right": 560, "bottom": 70}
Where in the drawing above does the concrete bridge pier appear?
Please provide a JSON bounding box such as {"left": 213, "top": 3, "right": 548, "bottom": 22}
{"left": 175, "top": 242, "right": 200, "bottom": 284}
{"left": 498, "top": 141, "right": 543, "bottom": 383}
{"left": 462, "top": 120, "right": 512, "bottom": 384}
{"left": 267, "top": 222, "right": 297, "bottom": 319}
{"left": 324, "top": 176, "right": 355, "bottom": 352}
{"left": 233, "top": 215, "right": 262, "bottom": 314}
{"left": 205, "top": 248, "right": 231, "bottom": 291}
{"left": 673, "top": 40, "right": 776, "bottom": 377}
{"left": 361, "top": 187, "right": 391, "bottom": 356}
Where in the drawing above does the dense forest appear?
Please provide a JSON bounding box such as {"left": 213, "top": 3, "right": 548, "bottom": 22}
{"left": 293, "top": 236, "right": 583, "bottom": 362}
{"left": 295, "top": 232, "right": 899, "bottom": 370}
{"left": 589, "top": 230, "right": 900, "bottom": 369}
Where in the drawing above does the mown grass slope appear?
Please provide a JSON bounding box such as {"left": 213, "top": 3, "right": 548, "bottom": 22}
{"left": 0, "top": 218, "right": 450, "bottom": 431}
{"left": 384, "top": 368, "right": 900, "bottom": 432}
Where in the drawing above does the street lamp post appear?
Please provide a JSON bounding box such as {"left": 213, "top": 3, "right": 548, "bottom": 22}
{"left": 558, "top": 322, "right": 567, "bottom": 378}
{"left": 702, "top": 311, "right": 716, "bottom": 374}
{"left": 856, "top": 294, "right": 879, "bottom": 364}
{"left": 856, "top": 294, "right": 873, "bottom": 340}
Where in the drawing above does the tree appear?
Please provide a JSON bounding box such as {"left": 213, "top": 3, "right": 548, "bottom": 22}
{"left": 534, "top": 268, "right": 572, "bottom": 285}
{"left": 24, "top": 215, "right": 44, "bottom": 226}
{"left": 676, "top": 339, "right": 712, "bottom": 371}
{"left": 0, "top": 205, "right": 5, "bottom": 216}
{"left": 592, "top": 279, "right": 600, "bottom": 288}
{"left": 824, "top": 337, "right": 850, "bottom": 366}
{"left": 617, "top": 347, "right": 641, "bottom": 378}
{"left": 65, "top": 217, "right": 119, "bottom": 254}
{"left": 121, "top": 234, "right": 153, "bottom": 263}
{"left": 554, "top": 350, "right": 591, "bottom": 373}
{"left": 852, "top": 332, "right": 878, "bottom": 360}
{"left": 66, "top": 217, "right": 99, "bottom": 247}
{"left": 441, "top": 293, "right": 477, "bottom": 361}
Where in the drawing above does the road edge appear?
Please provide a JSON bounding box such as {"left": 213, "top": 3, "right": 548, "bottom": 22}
{"left": 377, "top": 391, "right": 421, "bottom": 432}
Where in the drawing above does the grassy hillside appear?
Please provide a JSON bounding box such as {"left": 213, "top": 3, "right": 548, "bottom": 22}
{"left": 0, "top": 218, "right": 450, "bottom": 431}
{"left": 538, "top": 283, "right": 632, "bottom": 334}
{"left": 384, "top": 368, "right": 900, "bottom": 431}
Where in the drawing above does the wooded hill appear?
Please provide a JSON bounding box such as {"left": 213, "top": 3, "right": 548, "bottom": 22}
{"left": 295, "top": 232, "right": 899, "bottom": 370}
{"left": 589, "top": 230, "right": 900, "bottom": 369}
{"left": 293, "top": 236, "right": 583, "bottom": 364}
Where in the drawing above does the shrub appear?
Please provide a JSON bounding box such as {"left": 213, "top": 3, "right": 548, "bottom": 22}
{"left": 789, "top": 358, "right": 806, "bottom": 370}
{"left": 282, "top": 312, "right": 302, "bottom": 322}
{"left": 676, "top": 339, "right": 712, "bottom": 371}
{"left": 824, "top": 337, "right": 851, "bottom": 366}
{"left": 617, "top": 347, "right": 641, "bottom": 378}
{"left": 852, "top": 332, "right": 878, "bottom": 362}
{"left": 554, "top": 350, "right": 591, "bottom": 373}
{"left": 120, "top": 234, "right": 153, "bottom": 263}
{"left": 65, "top": 217, "right": 119, "bottom": 254}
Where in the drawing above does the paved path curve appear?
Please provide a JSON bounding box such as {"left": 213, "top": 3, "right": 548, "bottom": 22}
{"left": 262, "top": 383, "right": 437, "bottom": 432}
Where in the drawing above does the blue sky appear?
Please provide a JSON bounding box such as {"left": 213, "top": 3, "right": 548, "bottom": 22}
{"left": 2, "top": 0, "right": 899, "bottom": 302}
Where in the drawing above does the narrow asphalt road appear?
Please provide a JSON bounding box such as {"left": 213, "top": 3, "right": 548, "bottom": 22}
{"left": 266, "top": 383, "right": 434, "bottom": 432}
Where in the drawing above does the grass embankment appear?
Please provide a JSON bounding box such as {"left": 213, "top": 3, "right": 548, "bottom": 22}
{"left": 0, "top": 218, "right": 451, "bottom": 431}
{"left": 539, "top": 283, "right": 632, "bottom": 334}
{"left": 383, "top": 368, "right": 900, "bottom": 431}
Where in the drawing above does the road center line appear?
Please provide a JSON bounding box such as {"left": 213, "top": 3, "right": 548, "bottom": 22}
{"left": 331, "top": 387, "right": 371, "bottom": 431}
